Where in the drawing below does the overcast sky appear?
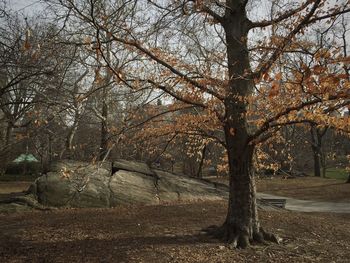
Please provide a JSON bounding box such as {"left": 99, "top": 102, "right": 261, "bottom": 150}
{"left": 6, "top": 0, "right": 42, "bottom": 14}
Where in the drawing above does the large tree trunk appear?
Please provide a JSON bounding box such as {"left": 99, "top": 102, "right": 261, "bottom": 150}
{"left": 224, "top": 139, "right": 261, "bottom": 247}
{"left": 206, "top": 1, "right": 278, "bottom": 248}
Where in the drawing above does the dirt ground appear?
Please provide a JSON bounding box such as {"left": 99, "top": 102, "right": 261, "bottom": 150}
{"left": 0, "top": 177, "right": 349, "bottom": 262}
{"left": 0, "top": 182, "right": 31, "bottom": 195}
{"left": 0, "top": 201, "right": 349, "bottom": 262}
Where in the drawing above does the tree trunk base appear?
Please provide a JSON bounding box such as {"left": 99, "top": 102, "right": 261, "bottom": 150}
{"left": 203, "top": 223, "right": 281, "bottom": 249}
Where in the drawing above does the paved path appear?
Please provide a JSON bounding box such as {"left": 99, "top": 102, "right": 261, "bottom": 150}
{"left": 257, "top": 193, "right": 350, "bottom": 213}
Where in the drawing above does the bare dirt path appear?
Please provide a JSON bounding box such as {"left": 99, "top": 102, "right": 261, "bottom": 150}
{"left": 257, "top": 193, "right": 350, "bottom": 213}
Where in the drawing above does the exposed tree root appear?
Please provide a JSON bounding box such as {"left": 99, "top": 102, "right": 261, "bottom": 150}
{"left": 260, "top": 227, "right": 281, "bottom": 244}
{"left": 203, "top": 223, "right": 281, "bottom": 249}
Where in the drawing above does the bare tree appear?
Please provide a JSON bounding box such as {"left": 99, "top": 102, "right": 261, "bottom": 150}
{"left": 0, "top": 9, "right": 68, "bottom": 172}
{"left": 45, "top": 0, "right": 350, "bottom": 248}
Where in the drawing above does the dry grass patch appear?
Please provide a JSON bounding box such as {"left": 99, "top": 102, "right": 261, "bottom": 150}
{"left": 257, "top": 177, "right": 350, "bottom": 202}
{"left": 210, "top": 176, "right": 350, "bottom": 202}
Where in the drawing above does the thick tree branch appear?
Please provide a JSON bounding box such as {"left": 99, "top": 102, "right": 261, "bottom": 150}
{"left": 201, "top": 5, "right": 224, "bottom": 24}
{"left": 307, "top": 7, "right": 350, "bottom": 24}
{"left": 250, "top": 0, "right": 314, "bottom": 28}
{"left": 249, "top": 93, "right": 350, "bottom": 144}
{"left": 109, "top": 34, "right": 224, "bottom": 100}
{"left": 147, "top": 79, "right": 207, "bottom": 108}
{"left": 250, "top": 0, "right": 322, "bottom": 80}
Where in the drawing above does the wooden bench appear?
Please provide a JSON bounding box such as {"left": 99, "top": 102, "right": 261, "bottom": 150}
{"left": 260, "top": 198, "right": 287, "bottom": 209}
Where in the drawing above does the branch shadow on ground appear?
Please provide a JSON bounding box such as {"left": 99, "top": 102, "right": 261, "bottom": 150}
{"left": 0, "top": 232, "right": 221, "bottom": 262}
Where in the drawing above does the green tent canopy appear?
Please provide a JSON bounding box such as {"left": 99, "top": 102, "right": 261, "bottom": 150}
{"left": 13, "top": 154, "right": 39, "bottom": 163}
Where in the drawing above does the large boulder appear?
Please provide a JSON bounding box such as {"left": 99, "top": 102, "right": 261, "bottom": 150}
{"left": 24, "top": 159, "right": 228, "bottom": 208}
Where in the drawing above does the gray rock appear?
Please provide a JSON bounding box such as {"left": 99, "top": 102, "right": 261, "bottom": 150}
{"left": 35, "top": 161, "right": 111, "bottom": 208}
{"left": 50, "top": 159, "right": 112, "bottom": 176}
{"left": 7, "top": 159, "right": 229, "bottom": 209}
{"left": 112, "top": 159, "right": 154, "bottom": 176}
{"left": 155, "top": 170, "right": 227, "bottom": 201}
{"left": 36, "top": 173, "right": 76, "bottom": 206}
{"left": 1, "top": 160, "right": 281, "bottom": 212}
{"left": 109, "top": 170, "right": 159, "bottom": 205}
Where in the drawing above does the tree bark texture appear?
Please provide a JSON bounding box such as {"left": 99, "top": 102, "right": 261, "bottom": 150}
{"left": 209, "top": 1, "right": 278, "bottom": 248}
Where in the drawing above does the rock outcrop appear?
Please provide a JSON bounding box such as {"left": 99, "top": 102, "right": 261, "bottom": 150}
{"left": 25, "top": 159, "right": 228, "bottom": 208}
